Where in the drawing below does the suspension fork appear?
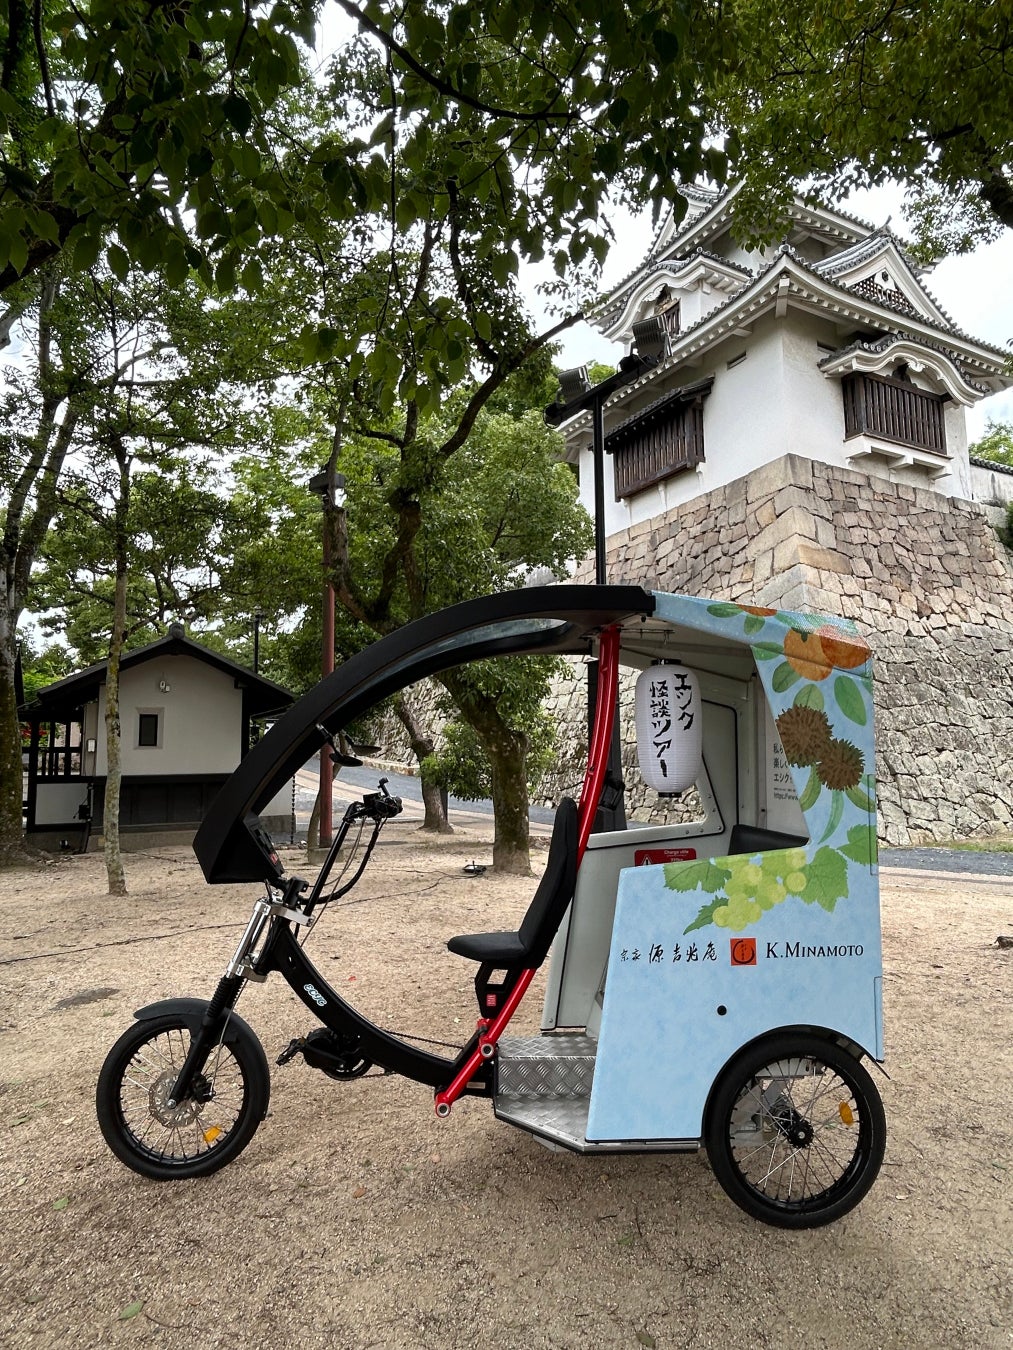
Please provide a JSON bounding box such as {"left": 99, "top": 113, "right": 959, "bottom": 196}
{"left": 165, "top": 879, "right": 309, "bottom": 1107}
{"left": 164, "top": 973, "right": 246, "bottom": 1108}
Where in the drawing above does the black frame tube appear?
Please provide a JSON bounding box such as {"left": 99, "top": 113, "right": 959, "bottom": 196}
{"left": 263, "top": 924, "right": 492, "bottom": 1094}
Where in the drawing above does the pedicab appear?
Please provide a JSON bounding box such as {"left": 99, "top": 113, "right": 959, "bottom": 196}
{"left": 96, "top": 584, "right": 886, "bottom": 1228}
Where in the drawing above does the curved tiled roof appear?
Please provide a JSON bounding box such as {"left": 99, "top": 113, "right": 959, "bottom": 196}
{"left": 970, "top": 454, "right": 1013, "bottom": 477}
{"left": 566, "top": 246, "right": 1011, "bottom": 441}
{"left": 813, "top": 230, "right": 957, "bottom": 328}
{"left": 816, "top": 332, "right": 992, "bottom": 399}
{"left": 596, "top": 247, "right": 752, "bottom": 330}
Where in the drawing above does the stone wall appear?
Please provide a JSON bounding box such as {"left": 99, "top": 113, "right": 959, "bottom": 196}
{"left": 550, "top": 455, "right": 1013, "bottom": 846}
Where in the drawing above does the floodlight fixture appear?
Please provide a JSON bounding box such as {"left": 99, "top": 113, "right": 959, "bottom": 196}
{"left": 309, "top": 467, "right": 347, "bottom": 510}
{"left": 558, "top": 365, "right": 593, "bottom": 403}
{"left": 632, "top": 314, "right": 670, "bottom": 364}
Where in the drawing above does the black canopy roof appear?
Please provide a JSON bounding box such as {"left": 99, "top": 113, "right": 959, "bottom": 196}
{"left": 194, "top": 585, "right": 655, "bottom": 884}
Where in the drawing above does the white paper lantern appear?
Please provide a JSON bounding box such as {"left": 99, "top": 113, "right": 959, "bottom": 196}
{"left": 634, "top": 663, "right": 702, "bottom": 794}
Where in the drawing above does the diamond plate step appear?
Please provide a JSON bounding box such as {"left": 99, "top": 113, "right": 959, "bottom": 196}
{"left": 494, "top": 1035, "right": 699, "bottom": 1153}
{"left": 495, "top": 1034, "right": 597, "bottom": 1099}
{"left": 494, "top": 1094, "right": 700, "bottom": 1155}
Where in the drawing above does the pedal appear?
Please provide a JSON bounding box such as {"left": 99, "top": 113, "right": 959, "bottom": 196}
{"left": 276, "top": 1037, "right": 306, "bottom": 1066}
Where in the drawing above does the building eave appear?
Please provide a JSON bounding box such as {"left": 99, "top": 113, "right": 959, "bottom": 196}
{"left": 813, "top": 233, "right": 956, "bottom": 329}
{"left": 817, "top": 336, "right": 989, "bottom": 406}
{"left": 598, "top": 186, "right": 880, "bottom": 337}
{"left": 969, "top": 453, "right": 1013, "bottom": 477}
{"left": 564, "top": 251, "right": 1012, "bottom": 449}
{"left": 20, "top": 633, "right": 294, "bottom": 721}
{"left": 598, "top": 249, "right": 753, "bottom": 341}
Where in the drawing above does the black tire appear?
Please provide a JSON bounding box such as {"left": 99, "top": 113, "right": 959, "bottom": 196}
{"left": 705, "top": 1033, "right": 886, "bottom": 1228}
{"left": 96, "top": 1013, "right": 270, "bottom": 1180}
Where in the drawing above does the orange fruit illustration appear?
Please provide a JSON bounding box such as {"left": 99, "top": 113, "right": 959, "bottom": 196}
{"left": 815, "top": 625, "right": 871, "bottom": 670}
{"left": 783, "top": 629, "right": 831, "bottom": 681}
{"left": 741, "top": 605, "right": 777, "bottom": 616}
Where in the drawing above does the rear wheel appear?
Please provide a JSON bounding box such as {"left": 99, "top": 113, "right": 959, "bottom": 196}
{"left": 705, "top": 1034, "right": 885, "bottom": 1228}
{"left": 96, "top": 1013, "right": 269, "bottom": 1179}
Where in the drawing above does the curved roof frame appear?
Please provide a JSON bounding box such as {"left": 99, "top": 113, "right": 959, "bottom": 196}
{"left": 194, "top": 586, "right": 655, "bottom": 883}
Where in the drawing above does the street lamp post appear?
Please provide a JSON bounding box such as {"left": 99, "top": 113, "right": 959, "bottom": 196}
{"left": 544, "top": 321, "right": 668, "bottom": 830}
{"left": 309, "top": 466, "right": 347, "bottom": 848}
{"left": 252, "top": 606, "right": 264, "bottom": 674}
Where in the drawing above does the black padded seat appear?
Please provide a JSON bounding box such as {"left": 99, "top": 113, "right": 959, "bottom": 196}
{"left": 727, "top": 824, "right": 808, "bottom": 854}
{"left": 447, "top": 797, "right": 578, "bottom": 969}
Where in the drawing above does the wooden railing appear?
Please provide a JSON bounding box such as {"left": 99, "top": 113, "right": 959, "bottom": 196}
{"left": 842, "top": 371, "right": 947, "bottom": 455}
{"left": 37, "top": 742, "right": 82, "bottom": 779}
{"left": 607, "top": 378, "right": 712, "bottom": 499}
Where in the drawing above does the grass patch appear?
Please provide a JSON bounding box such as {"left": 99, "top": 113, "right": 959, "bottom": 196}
{"left": 929, "top": 838, "right": 1013, "bottom": 854}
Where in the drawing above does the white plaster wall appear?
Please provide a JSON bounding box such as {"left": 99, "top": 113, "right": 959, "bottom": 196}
{"left": 943, "top": 405, "right": 973, "bottom": 498}
{"left": 35, "top": 781, "right": 90, "bottom": 825}
{"left": 582, "top": 309, "right": 981, "bottom": 550}
{"left": 970, "top": 461, "right": 1013, "bottom": 506}
{"left": 778, "top": 314, "right": 850, "bottom": 463}
{"left": 715, "top": 239, "right": 758, "bottom": 271}
{"left": 583, "top": 319, "right": 790, "bottom": 542}
{"left": 82, "top": 702, "right": 99, "bottom": 777}
{"left": 92, "top": 657, "right": 242, "bottom": 776}
{"left": 676, "top": 287, "right": 704, "bottom": 329}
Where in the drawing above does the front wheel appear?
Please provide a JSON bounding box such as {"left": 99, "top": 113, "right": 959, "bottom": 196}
{"left": 705, "top": 1033, "right": 886, "bottom": 1228}
{"left": 97, "top": 1013, "right": 270, "bottom": 1179}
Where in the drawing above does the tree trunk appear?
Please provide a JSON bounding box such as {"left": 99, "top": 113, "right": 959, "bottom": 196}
{"left": 393, "top": 692, "right": 452, "bottom": 833}
{"left": 103, "top": 623, "right": 127, "bottom": 896}
{"left": 438, "top": 670, "right": 532, "bottom": 873}
{"left": 307, "top": 787, "right": 322, "bottom": 850}
{"left": 0, "top": 273, "right": 75, "bottom": 860}
{"left": 485, "top": 728, "right": 532, "bottom": 875}
{"left": 103, "top": 447, "right": 130, "bottom": 897}
{"left": 981, "top": 170, "right": 1013, "bottom": 231}
{"left": 0, "top": 603, "right": 30, "bottom": 864}
{"left": 420, "top": 776, "right": 451, "bottom": 834}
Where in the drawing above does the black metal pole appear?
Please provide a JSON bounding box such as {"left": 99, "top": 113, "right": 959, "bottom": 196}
{"left": 591, "top": 394, "right": 606, "bottom": 586}
{"left": 588, "top": 390, "right": 623, "bottom": 831}
{"left": 544, "top": 355, "right": 659, "bottom": 835}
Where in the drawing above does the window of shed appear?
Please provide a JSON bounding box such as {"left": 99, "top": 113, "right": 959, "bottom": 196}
{"left": 137, "top": 712, "right": 160, "bottom": 747}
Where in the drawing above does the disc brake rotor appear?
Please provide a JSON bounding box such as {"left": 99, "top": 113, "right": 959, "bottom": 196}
{"left": 149, "top": 1070, "right": 206, "bottom": 1127}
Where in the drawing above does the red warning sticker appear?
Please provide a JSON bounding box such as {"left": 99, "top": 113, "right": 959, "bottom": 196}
{"left": 634, "top": 847, "right": 698, "bottom": 866}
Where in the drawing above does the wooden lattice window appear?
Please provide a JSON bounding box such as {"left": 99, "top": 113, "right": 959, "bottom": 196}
{"left": 607, "top": 378, "right": 713, "bottom": 499}
{"left": 842, "top": 371, "right": 947, "bottom": 456}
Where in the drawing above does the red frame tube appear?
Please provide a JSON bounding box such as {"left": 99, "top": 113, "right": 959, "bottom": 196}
{"left": 576, "top": 626, "right": 620, "bottom": 864}
{"left": 434, "top": 625, "right": 622, "bottom": 1115}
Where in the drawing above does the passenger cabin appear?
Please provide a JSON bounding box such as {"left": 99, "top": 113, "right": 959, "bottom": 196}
{"left": 193, "top": 584, "right": 882, "bottom": 1152}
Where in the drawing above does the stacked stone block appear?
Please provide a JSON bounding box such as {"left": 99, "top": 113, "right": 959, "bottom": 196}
{"left": 546, "top": 455, "right": 1013, "bottom": 846}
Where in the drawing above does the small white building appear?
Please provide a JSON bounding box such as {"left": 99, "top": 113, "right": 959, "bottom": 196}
{"left": 562, "top": 184, "right": 1012, "bottom": 535}
{"left": 20, "top": 624, "right": 294, "bottom": 850}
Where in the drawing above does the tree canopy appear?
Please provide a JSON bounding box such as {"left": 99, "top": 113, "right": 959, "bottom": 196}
{"left": 1, "top": 0, "right": 730, "bottom": 305}
{"left": 715, "top": 0, "right": 1013, "bottom": 257}
{"left": 5, "top": 0, "right": 1011, "bottom": 317}
{"left": 969, "top": 419, "right": 1013, "bottom": 467}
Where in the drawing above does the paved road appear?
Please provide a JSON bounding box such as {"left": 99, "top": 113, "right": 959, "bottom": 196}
{"left": 292, "top": 761, "right": 556, "bottom": 833}
{"left": 880, "top": 846, "right": 1013, "bottom": 876}
{"left": 293, "top": 763, "right": 1013, "bottom": 873}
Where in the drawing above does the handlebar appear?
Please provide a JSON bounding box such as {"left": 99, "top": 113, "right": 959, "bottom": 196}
{"left": 315, "top": 725, "right": 403, "bottom": 822}
{"left": 360, "top": 776, "right": 403, "bottom": 822}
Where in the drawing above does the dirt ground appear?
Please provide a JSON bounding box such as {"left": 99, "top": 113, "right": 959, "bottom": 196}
{"left": 1, "top": 823, "right": 1011, "bottom": 1350}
